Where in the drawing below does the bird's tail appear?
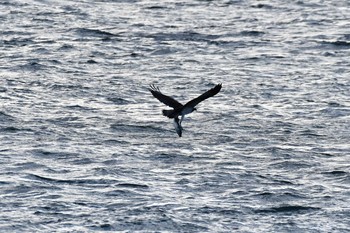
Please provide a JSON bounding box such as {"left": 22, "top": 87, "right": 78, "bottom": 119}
{"left": 162, "top": 109, "right": 175, "bottom": 118}
{"left": 173, "top": 118, "right": 182, "bottom": 137}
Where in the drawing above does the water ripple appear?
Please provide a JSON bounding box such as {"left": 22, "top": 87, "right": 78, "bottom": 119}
{"left": 0, "top": 0, "right": 349, "bottom": 232}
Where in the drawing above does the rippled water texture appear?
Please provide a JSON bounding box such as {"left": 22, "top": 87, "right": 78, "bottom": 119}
{"left": 1, "top": 0, "right": 349, "bottom": 232}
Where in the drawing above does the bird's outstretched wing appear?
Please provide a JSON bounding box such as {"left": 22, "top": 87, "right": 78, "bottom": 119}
{"left": 184, "top": 83, "right": 222, "bottom": 108}
{"left": 149, "top": 85, "right": 183, "bottom": 109}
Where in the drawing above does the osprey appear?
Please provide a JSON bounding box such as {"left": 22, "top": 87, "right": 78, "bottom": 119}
{"left": 149, "top": 83, "right": 222, "bottom": 137}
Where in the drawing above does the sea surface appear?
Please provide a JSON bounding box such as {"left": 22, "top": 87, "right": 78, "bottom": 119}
{"left": 0, "top": 0, "right": 349, "bottom": 232}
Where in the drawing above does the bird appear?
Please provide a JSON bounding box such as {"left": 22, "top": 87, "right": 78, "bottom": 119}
{"left": 149, "top": 83, "right": 222, "bottom": 137}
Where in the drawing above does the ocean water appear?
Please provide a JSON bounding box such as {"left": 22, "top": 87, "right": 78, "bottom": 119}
{"left": 0, "top": 0, "right": 349, "bottom": 232}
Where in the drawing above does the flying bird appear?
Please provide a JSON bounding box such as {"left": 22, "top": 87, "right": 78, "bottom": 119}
{"left": 149, "top": 83, "right": 222, "bottom": 137}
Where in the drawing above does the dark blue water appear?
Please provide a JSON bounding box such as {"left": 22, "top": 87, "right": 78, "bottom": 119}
{"left": 1, "top": 0, "right": 349, "bottom": 232}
